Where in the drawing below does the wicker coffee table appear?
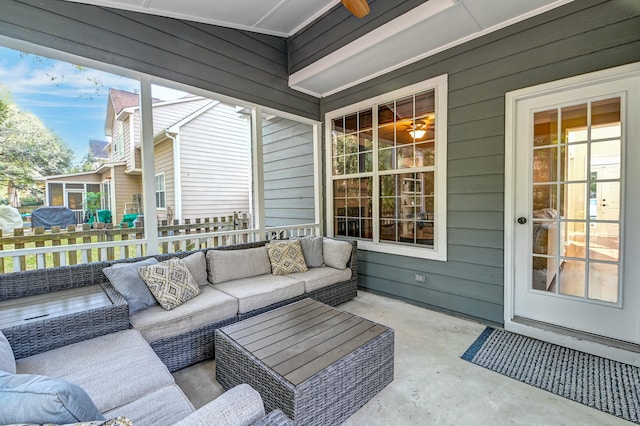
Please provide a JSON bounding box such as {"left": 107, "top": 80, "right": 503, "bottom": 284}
{"left": 215, "top": 298, "right": 394, "bottom": 425}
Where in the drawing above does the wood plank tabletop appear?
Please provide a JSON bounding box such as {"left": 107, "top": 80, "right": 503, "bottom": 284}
{"left": 220, "top": 299, "right": 389, "bottom": 386}
{"left": 0, "top": 285, "right": 111, "bottom": 329}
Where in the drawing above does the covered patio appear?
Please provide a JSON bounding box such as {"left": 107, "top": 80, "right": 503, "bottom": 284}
{"left": 1, "top": 0, "right": 639, "bottom": 424}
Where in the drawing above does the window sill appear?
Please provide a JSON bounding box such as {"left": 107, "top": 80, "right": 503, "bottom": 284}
{"left": 357, "top": 240, "right": 447, "bottom": 261}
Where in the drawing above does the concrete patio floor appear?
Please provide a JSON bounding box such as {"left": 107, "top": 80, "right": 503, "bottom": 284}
{"left": 173, "top": 290, "right": 628, "bottom": 425}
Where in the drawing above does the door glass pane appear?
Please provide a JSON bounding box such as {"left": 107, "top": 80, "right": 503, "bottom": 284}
{"left": 558, "top": 259, "right": 586, "bottom": 297}
{"left": 533, "top": 147, "right": 557, "bottom": 183}
{"left": 533, "top": 109, "right": 558, "bottom": 146}
{"left": 530, "top": 98, "right": 621, "bottom": 304}
{"left": 589, "top": 223, "right": 619, "bottom": 262}
{"left": 588, "top": 263, "right": 619, "bottom": 303}
{"left": 561, "top": 104, "right": 587, "bottom": 144}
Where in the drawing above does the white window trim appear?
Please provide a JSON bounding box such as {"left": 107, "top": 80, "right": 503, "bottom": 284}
{"left": 325, "top": 74, "right": 448, "bottom": 261}
{"left": 155, "top": 172, "right": 166, "bottom": 210}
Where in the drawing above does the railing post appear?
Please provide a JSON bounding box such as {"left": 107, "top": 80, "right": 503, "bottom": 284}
{"left": 67, "top": 225, "right": 78, "bottom": 266}
{"left": 106, "top": 223, "right": 115, "bottom": 260}
{"left": 121, "top": 223, "right": 130, "bottom": 259}
{"left": 160, "top": 220, "right": 169, "bottom": 254}
{"left": 82, "top": 224, "right": 92, "bottom": 263}
{"left": 50, "top": 226, "right": 61, "bottom": 267}
{"left": 14, "top": 228, "right": 26, "bottom": 271}
{"left": 171, "top": 219, "right": 180, "bottom": 253}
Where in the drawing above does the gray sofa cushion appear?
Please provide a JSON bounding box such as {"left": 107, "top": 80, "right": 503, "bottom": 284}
{"left": 207, "top": 247, "right": 271, "bottom": 284}
{"left": 0, "top": 371, "right": 105, "bottom": 424}
{"left": 214, "top": 275, "right": 305, "bottom": 314}
{"left": 130, "top": 285, "right": 239, "bottom": 343}
{"left": 16, "top": 329, "right": 175, "bottom": 413}
{"left": 103, "top": 258, "right": 158, "bottom": 314}
{"left": 322, "top": 238, "right": 352, "bottom": 270}
{"left": 104, "top": 384, "right": 194, "bottom": 426}
{"left": 0, "top": 331, "right": 16, "bottom": 374}
{"left": 296, "top": 236, "right": 324, "bottom": 267}
{"left": 287, "top": 266, "right": 352, "bottom": 293}
{"left": 181, "top": 251, "right": 208, "bottom": 287}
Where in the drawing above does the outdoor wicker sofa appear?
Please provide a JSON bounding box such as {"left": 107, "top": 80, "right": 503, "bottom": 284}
{"left": 0, "top": 237, "right": 358, "bottom": 372}
{"left": 1, "top": 327, "right": 293, "bottom": 426}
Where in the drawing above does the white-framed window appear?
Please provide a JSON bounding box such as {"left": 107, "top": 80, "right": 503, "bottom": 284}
{"left": 155, "top": 173, "right": 166, "bottom": 209}
{"left": 325, "top": 74, "right": 448, "bottom": 260}
{"left": 101, "top": 179, "right": 111, "bottom": 211}
{"left": 112, "top": 121, "right": 124, "bottom": 159}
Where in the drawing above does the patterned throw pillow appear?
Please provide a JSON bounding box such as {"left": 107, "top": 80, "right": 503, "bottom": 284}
{"left": 266, "top": 240, "right": 308, "bottom": 275}
{"left": 138, "top": 258, "right": 201, "bottom": 310}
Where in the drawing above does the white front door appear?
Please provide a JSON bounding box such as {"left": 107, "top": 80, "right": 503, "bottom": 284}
{"left": 508, "top": 65, "right": 640, "bottom": 345}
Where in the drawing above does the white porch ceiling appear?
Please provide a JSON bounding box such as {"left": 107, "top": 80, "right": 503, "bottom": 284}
{"left": 62, "top": 0, "right": 341, "bottom": 37}
{"left": 63, "top": 0, "right": 573, "bottom": 97}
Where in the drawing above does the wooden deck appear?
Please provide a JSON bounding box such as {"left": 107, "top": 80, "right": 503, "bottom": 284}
{"left": 220, "top": 298, "right": 388, "bottom": 386}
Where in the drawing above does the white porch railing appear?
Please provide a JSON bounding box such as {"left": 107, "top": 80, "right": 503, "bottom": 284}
{"left": 0, "top": 223, "right": 321, "bottom": 273}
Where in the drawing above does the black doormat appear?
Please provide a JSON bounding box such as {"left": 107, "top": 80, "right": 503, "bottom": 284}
{"left": 462, "top": 327, "right": 640, "bottom": 424}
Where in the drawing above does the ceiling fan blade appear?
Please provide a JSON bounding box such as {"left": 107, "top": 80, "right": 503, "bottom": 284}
{"left": 341, "top": 0, "right": 370, "bottom": 18}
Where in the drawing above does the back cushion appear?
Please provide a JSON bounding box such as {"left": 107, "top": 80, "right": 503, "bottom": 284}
{"left": 323, "top": 239, "right": 353, "bottom": 270}
{"left": 207, "top": 247, "right": 271, "bottom": 284}
{"left": 180, "top": 251, "right": 208, "bottom": 287}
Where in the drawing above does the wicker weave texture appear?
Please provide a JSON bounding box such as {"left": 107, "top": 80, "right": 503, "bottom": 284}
{"left": 253, "top": 409, "right": 295, "bottom": 426}
{"left": 151, "top": 316, "right": 238, "bottom": 372}
{"left": 5, "top": 300, "right": 129, "bottom": 359}
{"left": 215, "top": 323, "right": 394, "bottom": 425}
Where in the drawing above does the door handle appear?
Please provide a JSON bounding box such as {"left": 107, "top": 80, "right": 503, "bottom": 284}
{"left": 517, "top": 217, "right": 527, "bottom": 224}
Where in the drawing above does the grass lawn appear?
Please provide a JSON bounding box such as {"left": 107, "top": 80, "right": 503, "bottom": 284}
{"left": 1, "top": 235, "right": 142, "bottom": 273}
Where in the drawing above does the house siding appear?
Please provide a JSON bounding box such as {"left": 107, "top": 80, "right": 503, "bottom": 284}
{"left": 0, "top": 0, "right": 320, "bottom": 120}
{"left": 111, "top": 165, "right": 141, "bottom": 225}
{"left": 154, "top": 139, "right": 175, "bottom": 223}
{"left": 320, "top": 0, "right": 640, "bottom": 325}
{"left": 262, "top": 117, "right": 315, "bottom": 227}
{"left": 179, "top": 103, "right": 251, "bottom": 220}
{"left": 151, "top": 98, "right": 212, "bottom": 134}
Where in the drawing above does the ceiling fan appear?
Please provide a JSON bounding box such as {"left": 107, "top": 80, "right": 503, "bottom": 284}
{"left": 341, "top": 0, "right": 370, "bottom": 18}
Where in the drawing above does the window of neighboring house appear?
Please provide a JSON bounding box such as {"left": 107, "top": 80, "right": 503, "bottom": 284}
{"left": 101, "top": 179, "right": 111, "bottom": 211}
{"left": 326, "top": 74, "right": 448, "bottom": 260}
{"left": 112, "top": 121, "right": 125, "bottom": 160}
{"left": 48, "top": 183, "right": 63, "bottom": 206}
{"left": 155, "top": 173, "right": 166, "bottom": 209}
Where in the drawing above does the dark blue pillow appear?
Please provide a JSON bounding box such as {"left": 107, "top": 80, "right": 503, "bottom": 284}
{"left": 0, "top": 371, "right": 105, "bottom": 424}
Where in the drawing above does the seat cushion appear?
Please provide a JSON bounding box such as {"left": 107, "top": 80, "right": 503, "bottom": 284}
{"left": 287, "top": 266, "right": 353, "bottom": 293}
{"left": 214, "top": 275, "right": 305, "bottom": 314}
{"left": 104, "top": 384, "right": 194, "bottom": 426}
{"left": 15, "top": 329, "right": 175, "bottom": 413}
{"left": 207, "top": 247, "right": 271, "bottom": 284}
{"left": 130, "top": 285, "right": 239, "bottom": 343}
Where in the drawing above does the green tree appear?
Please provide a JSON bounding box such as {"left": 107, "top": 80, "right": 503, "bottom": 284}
{"left": 0, "top": 103, "right": 73, "bottom": 206}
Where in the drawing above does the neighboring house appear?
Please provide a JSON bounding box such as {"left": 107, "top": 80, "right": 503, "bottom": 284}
{"left": 41, "top": 89, "right": 251, "bottom": 225}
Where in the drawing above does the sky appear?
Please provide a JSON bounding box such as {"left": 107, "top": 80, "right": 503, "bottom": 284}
{"left": 0, "top": 45, "right": 187, "bottom": 163}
